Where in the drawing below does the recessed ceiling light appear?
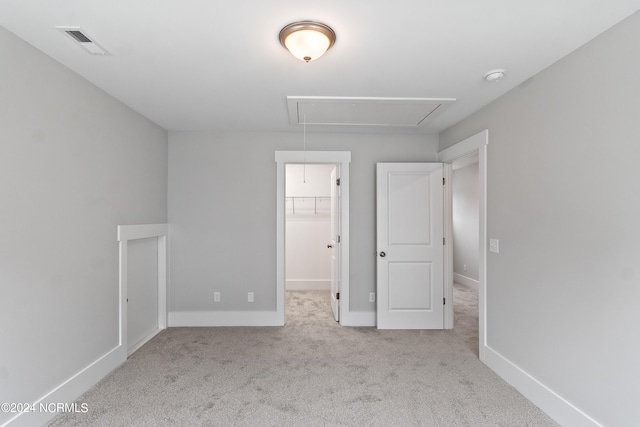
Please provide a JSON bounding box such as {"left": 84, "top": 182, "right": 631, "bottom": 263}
{"left": 484, "top": 69, "right": 506, "bottom": 82}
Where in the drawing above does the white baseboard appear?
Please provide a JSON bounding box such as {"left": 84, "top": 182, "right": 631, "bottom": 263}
{"left": 127, "top": 328, "right": 163, "bottom": 357}
{"left": 483, "top": 345, "right": 602, "bottom": 427}
{"left": 169, "top": 310, "right": 284, "bottom": 327}
{"left": 340, "top": 310, "right": 376, "bottom": 327}
{"left": 286, "top": 280, "right": 331, "bottom": 291}
{"left": 170, "top": 307, "right": 375, "bottom": 327}
{"left": 3, "top": 345, "right": 124, "bottom": 427}
{"left": 453, "top": 273, "right": 479, "bottom": 291}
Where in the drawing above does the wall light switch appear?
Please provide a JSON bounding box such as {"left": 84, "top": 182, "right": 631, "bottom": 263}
{"left": 489, "top": 239, "right": 500, "bottom": 253}
{"left": 248, "top": 292, "right": 254, "bottom": 303}
{"left": 214, "top": 292, "right": 220, "bottom": 302}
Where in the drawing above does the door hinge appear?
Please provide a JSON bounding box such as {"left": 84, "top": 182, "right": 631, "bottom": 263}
{"left": 443, "top": 298, "right": 446, "bottom": 305}
{"left": 443, "top": 177, "right": 445, "bottom": 185}
{"left": 336, "top": 292, "right": 340, "bottom": 300}
{"left": 337, "top": 235, "right": 341, "bottom": 243}
{"left": 336, "top": 178, "right": 341, "bottom": 186}
{"left": 443, "top": 237, "right": 446, "bottom": 245}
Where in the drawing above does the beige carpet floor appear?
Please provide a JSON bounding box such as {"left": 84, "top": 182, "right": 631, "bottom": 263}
{"left": 48, "top": 284, "right": 557, "bottom": 426}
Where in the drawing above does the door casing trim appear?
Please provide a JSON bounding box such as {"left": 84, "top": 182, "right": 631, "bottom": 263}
{"left": 438, "top": 130, "right": 488, "bottom": 361}
{"left": 117, "top": 223, "right": 169, "bottom": 357}
{"left": 275, "top": 151, "right": 352, "bottom": 325}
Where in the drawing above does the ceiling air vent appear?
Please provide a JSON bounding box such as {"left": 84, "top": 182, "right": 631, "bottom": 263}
{"left": 56, "top": 26, "right": 109, "bottom": 55}
{"left": 66, "top": 30, "right": 91, "bottom": 43}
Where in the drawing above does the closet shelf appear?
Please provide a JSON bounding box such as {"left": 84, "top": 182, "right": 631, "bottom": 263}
{"left": 286, "top": 196, "right": 330, "bottom": 215}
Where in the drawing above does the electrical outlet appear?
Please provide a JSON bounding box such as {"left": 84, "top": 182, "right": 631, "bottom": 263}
{"left": 463, "top": 264, "right": 467, "bottom": 272}
{"left": 214, "top": 292, "right": 220, "bottom": 302}
{"left": 248, "top": 292, "right": 254, "bottom": 303}
{"left": 369, "top": 292, "right": 376, "bottom": 303}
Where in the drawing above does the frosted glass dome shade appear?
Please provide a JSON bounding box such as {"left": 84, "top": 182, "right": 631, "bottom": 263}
{"left": 279, "top": 21, "right": 336, "bottom": 62}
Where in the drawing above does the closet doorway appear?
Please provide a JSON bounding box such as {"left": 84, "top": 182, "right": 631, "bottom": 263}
{"left": 285, "top": 164, "right": 339, "bottom": 321}
{"left": 275, "top": 150, "right": 351, "bottom": 326}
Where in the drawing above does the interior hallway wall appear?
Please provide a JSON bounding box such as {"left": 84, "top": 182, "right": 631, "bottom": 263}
{"left": 452, "top": 162, "right": 479, "bottom": 287}
{"left": 286, "top": 164, "right": 334, "bottom": 290}
{"left": 0, "top": 27, "right": 168, "bottom": 425}
{"left": 168, "top": 131, "right": 438, "bottom": 314}
{"left": 439, "top": 11, "right": 640, "bottom": 426}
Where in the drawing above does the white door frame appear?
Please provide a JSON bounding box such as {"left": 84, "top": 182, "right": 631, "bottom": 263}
{"left": 329, "top": 166, "right": 340, "bottom": 322}
{"left": 117, "top": 223, "right": 169, "bottom": 358}
{"left": 438, "top": 130, "right": 488, "bottom": 362}
{"left": 275, "top": 151, "right": 351, "bottom": 325}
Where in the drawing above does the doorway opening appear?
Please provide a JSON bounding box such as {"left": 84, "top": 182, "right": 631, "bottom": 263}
{"left": 275, "top": 151, "right": 351, "bottom": 326}
{"left": 438, "top": 129, "right": 488, "bottom": 361}
{"left": 451, "top": 153, "right": 480, "bottom": 355}
{"left": 285, "top": 163, "right": 337, "bottom": 322}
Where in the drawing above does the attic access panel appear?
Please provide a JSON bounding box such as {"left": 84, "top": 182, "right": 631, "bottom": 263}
{"left": 287, "top": 96, "right": 455, "bottom": 128}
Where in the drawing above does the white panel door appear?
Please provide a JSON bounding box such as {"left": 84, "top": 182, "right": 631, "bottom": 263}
{"left": 376, "top": 163, "right": 444, "bottom": 329}
{"left": 329, "top": 166, "right": 340, "bottom": 321}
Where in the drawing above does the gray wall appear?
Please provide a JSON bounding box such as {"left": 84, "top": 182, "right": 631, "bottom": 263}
{"left": 168, "top": 131, "right": 438, "bottom": 313}
{"left": 0, "top": 27, "right": 168, "bottom": 423}
{"left": 439, "top": 11, "right": 640, "bottom": 426}
{"left": 452, "top": 163, "right": 479, "bottom": 282}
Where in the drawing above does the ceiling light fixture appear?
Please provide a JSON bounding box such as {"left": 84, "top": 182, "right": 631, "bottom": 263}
{"left": 484, "top": 69, "right": 506, "bottom": 82}
{"left": 279, "top": 21, "right": 336, "bottom": 62}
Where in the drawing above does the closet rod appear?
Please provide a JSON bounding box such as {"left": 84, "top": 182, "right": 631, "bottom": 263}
{"left": 286, "top": 196, "right": 330, "bottom": 215}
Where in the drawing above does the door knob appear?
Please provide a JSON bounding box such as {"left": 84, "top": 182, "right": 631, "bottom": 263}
{"left": 327, "top": 244, "right": 333, "bottom": 248}
{"left": 379, "top": 251, "right": 386, "bottom": 257}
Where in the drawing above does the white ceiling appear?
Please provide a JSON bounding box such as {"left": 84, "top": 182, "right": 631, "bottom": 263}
{"left": 1, "top": 1, "right": 638, "bottom": 134}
